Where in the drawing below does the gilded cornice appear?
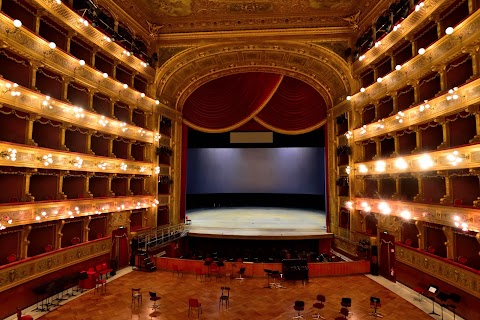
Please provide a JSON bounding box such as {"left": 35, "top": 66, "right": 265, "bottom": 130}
{"left": 0, "top": 238, "right": 111, "bottom": 292}
{"left": 0, "top": 141, "right": 159, "bottom": 175}
{"left": 353, "top": 198, "right": 480, "bottom": 233}
{"left": 0, "top": 13, "right": 168, "bottom": 115}
{"left": 155, "top": 27, "right": 352, "bottom": 46}
{"left": 0, "top": 78, "right": 155, "bottom": 144}
{"left": 0, "top": 195, "right": 167, "bottom": 228}
{"left": 352, "top": 0, "right": 462, "bottom": 76}
{"left": 350, "top": 77, "right": 480, "bottom": 142}
{"left": 156, "top": 41, "right": 354, "bottom": 111}
{"left": 95, "top": 0, "right": 385, "bottom": 35}
{"left": 27, "top": 0, "right": 155, "bottom": 79}
{"left": 396, "top": 244, "right": 480, "bottom": 298}
{"left": 353, "top": 144, "right": 480, "bottom": 176}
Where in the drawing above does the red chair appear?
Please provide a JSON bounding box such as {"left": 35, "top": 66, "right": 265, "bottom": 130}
{"left": 337, "top": 307, "right": 349, "bottom": 319}
{"left": 7, "top": 254, "right": 17, "bottom": 263}
{"left": 454, "top": 199, "right": 463, "bottom": 206}
{"left": 71, "top": 237, "right": 81, "bottom": 245}
{"left": 405, "top": 239, "right": 413, "bottom": 246}
{"left": 195, "top": 267, "right": 206, "bottom": 281}
{"left": 458, "top": 256, "right": 468, "bottom": 265}
{"left": 428, "top": 246, "right": 436, "bottom": 254}
{"left": 312, "top": 294, "right": 326, "bottom": 319}
{"left": 188, "top": 298, "right": 202, "bottom": 318}
{"left": 44, "top": 244, "right": 53, "bottom": 252}
{"left": 96, "top": 233, "right": 103, "bottom": 239}
{"left": 173, "top": 264, "right": 183, "bottom": 277}
{"left": 95, "top": 273, "right": 106, "bottom": 294}
{"left": 9, "top": 197, "right": 19, "bottom": 203}
{"left": 101, "top": 262, "right": 113, "bottom": 277}
{"left": 16, "top": 308, "right": 33, "bottom": 320}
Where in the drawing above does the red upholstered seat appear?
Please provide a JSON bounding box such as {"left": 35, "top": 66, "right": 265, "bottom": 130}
{"left": 188, "top": 298, "right": 202, "bottom": 318}
{"left": 458, "top": 256, "right": 468, "bottom": 265}
{"left": 428, "top": 246, "right": 436, "bottom": 254}
{"left": 405, "top": 239, "right": 413, "bottom": 246}
{"left": 44, "top": 244, "right": 53, "bottom": 252}
{"left": 71, "top": 237, "right": 81, "bottom": 245}
{"left": 7, "top": 253, "right": 17, "bottom": 263}
{"left": 16, "top": 308, "right": 33, "bottom": 320}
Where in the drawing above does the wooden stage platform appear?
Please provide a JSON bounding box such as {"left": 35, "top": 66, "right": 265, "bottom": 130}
{"left": 185, "top": 207, "right": 330, "bottom": 240}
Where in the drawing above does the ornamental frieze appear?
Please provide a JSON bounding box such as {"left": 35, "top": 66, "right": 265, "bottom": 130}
{"left": 0, "top": 238, "right": 111, "bottom": 292}
{"left": 397, "top": 245, "right": 480, "bottom": 298}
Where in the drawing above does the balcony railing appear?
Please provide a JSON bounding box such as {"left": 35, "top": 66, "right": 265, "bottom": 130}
{"left": 137, "top": 223, "right": 187, "bottom": 253}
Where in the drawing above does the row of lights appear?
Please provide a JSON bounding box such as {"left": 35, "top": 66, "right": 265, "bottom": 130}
{"left": 3, "top": 79, "right": 160, "bottom": 141}
{"left": 1, "top": 150, "right": 157, "bottom": 174}
{"left": 351, "top": 150, "right": 465, "bottom": 174}
{"left": 346, "top": 84, "right": 461, "bottom": 139}
{"left": 357, "top": 1, "right": 425, "bottom": 62}
{"left": 345, "top": 199, "right": 470, "bottom": 230}
{"left": 7, "top": 19, "right": 161, "bottom": 108}
{"left": 349, "top": 23, "right": 461, "bottom": 102}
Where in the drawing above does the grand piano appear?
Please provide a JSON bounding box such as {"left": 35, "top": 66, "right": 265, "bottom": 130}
{"left": 282, "top": 259, "right": 309, "bottom": 283}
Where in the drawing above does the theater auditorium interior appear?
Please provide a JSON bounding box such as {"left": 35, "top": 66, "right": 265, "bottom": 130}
{"left": 0, "top": 0, "right": 480, "bottom": 319}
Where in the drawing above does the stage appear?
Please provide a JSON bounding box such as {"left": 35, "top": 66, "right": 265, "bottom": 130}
{"left": 185, "top": 207, "right": 330, "bottom": 240}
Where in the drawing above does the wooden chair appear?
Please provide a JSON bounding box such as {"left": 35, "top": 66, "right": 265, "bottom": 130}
{"left": 95, "top": 273, "right": 106, "bottom": 294}
{"left": 219, "top": 286, "right": 230, "bottom": 309}
{"left": 188, "top": 298, "right": 202, "bottom": 318}
{"left": 132, "top": 288, "right": 142, "bottom": 306}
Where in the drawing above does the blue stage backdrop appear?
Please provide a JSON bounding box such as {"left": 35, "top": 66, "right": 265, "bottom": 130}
{"left": 187, "top": 147, "right": 325, "bottom": 195}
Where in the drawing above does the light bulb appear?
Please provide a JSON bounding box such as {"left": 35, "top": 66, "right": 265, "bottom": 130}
{"left": 418, "top": 48, "right": 425, "bottom": 55}
{"left": 13, "top": 19, "right": 22, "bottom": 28}
{"left": 395, "top": 64, "right": 402, "bottom": 70}
{"left": 445, "top": 27, "right": 454, "bottom": 35}
{"left": 49, "top": 42, "right": 56, "bottom": 49}
{"left": 123, "top": 83, "right": 128, "bottom": 89}
{"left": 346, "top": 96, "right": 351, "bottom": 101}
{"left": 79, "top": 60, "right": 85, "bottom": 66}
{"left": 377, "top": 77, "right": 383, "bottom": 83}
{"left": 102, "top": 73, "right": 108, "bottom": 78}
{"left": 360, "top": 87, "right": 365, "bottom": 93}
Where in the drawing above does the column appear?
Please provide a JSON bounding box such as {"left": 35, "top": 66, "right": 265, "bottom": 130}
{"left": 34, "top": 9, "right": 45, "bottom": 35}
{"left": 107, "top": 174, "right": 115, "bottom": 196}
{"left": 434, "top": 15, "right": 443, "bottom": 39}
{"left": 393, "top": 133, "right": 400, "bottom": 156}
{"left": 20, "top": 225, "right": 32, "bottom": 259}
{"left": 29, "top": 61, "right": 40, "bottom": 90}
{"left": 373, "top": 67, "right": 378, "bottom": 83}
{"left": 438, "top": 118, "right": 450, "bottom": 149}
{"left": 86, "top": 129, "right": 96, "bottom": 154}
{"left": 87, "top": 88, "right": 97, "bottom": 111}
{"left": 55, "top": 220, "right": 65, "bottom": 249}
{"left": 91, "top": 47, "right": 99, "bottom": 68}
{"left": 60, "top": 124, "right": 70, "bottom": 151}
{"left": 127, "top": 140, "right": 133, "bottom": 160}
{"left": 389, "top": 52, "right": 396, "bottom": 71}
{"left": 66, "top": 30, "right": 76, "bottom": 53}
{"left": 415, "top": 220, "right": 425, "bottom": 250}
{"left": 25, "top": 114, "right": 40, "bottom": 146}
{"left": 108, "top": 98, "right": 116, "bottom": 118}
{"left": 57, "top": 171, "right": 67, "bottom": 200}
{"left": 131, "top": 71, "right": 137, "bottom": 88}
{"left": 413, "top": 174, "right": 424, "bottom": 201}
{"left": 84, "top": 172, "right": 94, "bottom": 198}
{"left": 442, "top": 226, "right": 454, "bottom": 260}
{"left": 412, "top": 80, "right": 420, "bottom": 104}
{"left": 112, "top": 60, "right": 118, "bottom": 79}
{"left": 392, "top": 175, "right": 401, "bottom": 200}
{"left": 469, "top": 47, "right": 480, "bottom": 78}
{"left": 373, "top": 138, "right": 381, "bottom": 160}
{"left": 62, "top": 76, "right": 72, "bottom": 102}
{"left": 126, "top": 176, "right": 133, "bottom": 196}
{"left": 468, "top": 0, "right": 480, "bottom": 13}
{"left": 437, "top": 65, "right": 448, "bottom": 93}
{"left": 440, "top": 173, "right": 452, "bottom": 204}
{"left": 83, "top": 216, "right": 92, "bottom": 242}
{"left": 471, "top": 109, "right": 480, "bottom": 142}
{"left": 108, "top": 136, "right": 114, "bottom": 157}
{"left": 391, "top": 93, "right": 398, "bottom": 114}
{"left": 22, "top": 169, "right": 34, "bottom": 202}
{"left": 412, "top": 126, "right": 422, "bottom": 153}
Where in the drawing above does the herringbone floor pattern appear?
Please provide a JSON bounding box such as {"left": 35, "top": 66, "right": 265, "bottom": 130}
{"left": 39, "top": 270, "right": 430, "bottom": 319}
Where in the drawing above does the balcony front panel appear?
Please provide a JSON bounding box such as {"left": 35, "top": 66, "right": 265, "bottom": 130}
{"left": 0, "top": 194, "right": 169, "bottom": 228}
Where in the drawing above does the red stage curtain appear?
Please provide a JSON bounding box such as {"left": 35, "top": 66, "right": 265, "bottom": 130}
{"left": 182, "top": 73, "right": 282, "bottom": 131}
{"left": 255, "top": 76, "right": 327, "bottom": 132}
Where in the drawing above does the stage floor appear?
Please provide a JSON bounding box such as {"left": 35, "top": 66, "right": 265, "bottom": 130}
{"left": 185, "top": 207, "right": 329, "bottom": 239}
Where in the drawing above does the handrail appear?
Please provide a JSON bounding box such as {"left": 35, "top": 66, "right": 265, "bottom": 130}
{"left": 137, "top": 223, "right": 187, "bottom": 252}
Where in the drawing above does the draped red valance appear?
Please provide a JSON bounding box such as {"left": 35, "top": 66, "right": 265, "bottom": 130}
{"left": 182, "top": 73, "right": 282, "bottom": 131}
{"left": 182, "top": 72, "right": 327, "bottom": 134}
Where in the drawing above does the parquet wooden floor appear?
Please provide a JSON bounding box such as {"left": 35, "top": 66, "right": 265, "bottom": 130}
{"left": 39, "top": 270, "right": 431, "bottom": 320}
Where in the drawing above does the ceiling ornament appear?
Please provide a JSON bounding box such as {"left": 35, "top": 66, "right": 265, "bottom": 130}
{"left": 146, "top": 21, "right": 164, "bottom": 38}
{"left": 342, "top": 10, "right": 361, "bottom": 30}
{"left": 155, "top": 41, "right": 354, "bottom": 111}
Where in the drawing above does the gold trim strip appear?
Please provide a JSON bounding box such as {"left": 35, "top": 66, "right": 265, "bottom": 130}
{"left": 0, "top": 238, "right": 111, "bottom": 292}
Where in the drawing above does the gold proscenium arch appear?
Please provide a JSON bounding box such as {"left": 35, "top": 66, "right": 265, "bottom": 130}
{"left": 156, "top": 41, "right": 355, "bottom": 113}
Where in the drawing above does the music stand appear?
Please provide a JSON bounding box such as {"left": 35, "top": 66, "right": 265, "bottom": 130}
{"left": 448, "top": 293, "right": 461, "bottom": 320}
{"left": 437, "top": 292, "right": 449, "bottom": 320}
{"left": 369, "top": 297, "right": 383, "bottom": 318}
{"left": 264, "top": 269, "right": 272, "bottom": 288}
{"left": 427, "top": 285, "right": 440, "bottom": 316}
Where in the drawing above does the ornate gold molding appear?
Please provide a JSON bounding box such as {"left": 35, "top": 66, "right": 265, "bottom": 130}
{"left": 334, "top": 236, "right": 358, "bottom": 257}
{"left": 0, "top": 195, "right": 167, "bottom": 228}
{"left": 347, "top": 6, "right": 480, "bottom": 110}
{"left": 352, "top": 197, "right": 480, "bottom": 232}
{"left": 397, "top": 244, "right": 480, "bottom": 298}
{"left": 350, "top": 77, "right": 480, "bottom": 141}
{"left": 353, "top": 144, "right": 480, "bottom": 175}
{"left": 156, "top": 42, "right": 354, "bottom": 111}
{"left": 0, "top": 78, "right": 155, "bottom": 144}
{"left": 352, "top": 0, "right": 457, "bottom": 75}
{"left": 0, "top": 141, "right": 156, "bottom": 175}
{"left": 26, "top": 0, "right": 154, "bottom": 79}
{"left": 0, "top": 237, "right": 111, "bottom": 292}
